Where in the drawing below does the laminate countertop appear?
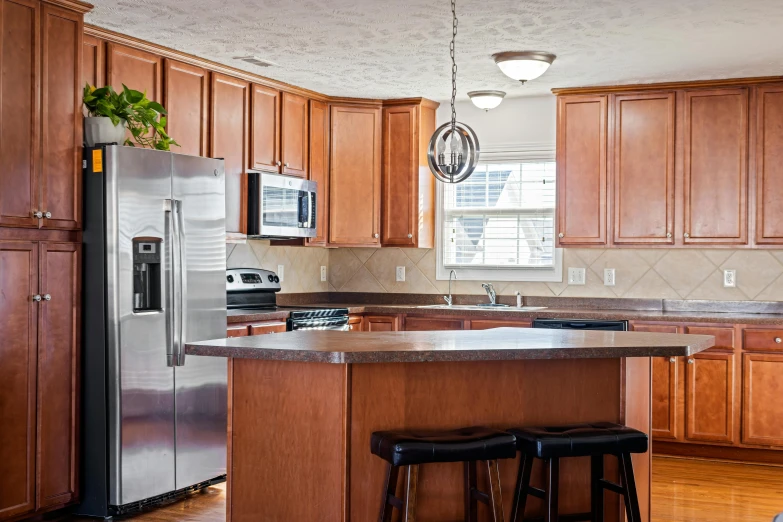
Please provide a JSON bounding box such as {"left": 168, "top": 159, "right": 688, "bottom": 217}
{"left": 185, "top": 327, "right": 714, "bottom": 364}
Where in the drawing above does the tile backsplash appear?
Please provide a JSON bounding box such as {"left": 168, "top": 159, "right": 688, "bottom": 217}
{"left": 327, "top": 247, "right": 783, "bottom": 301}
{"left": 226, "top": 241, "right": 329, "bottom": 293}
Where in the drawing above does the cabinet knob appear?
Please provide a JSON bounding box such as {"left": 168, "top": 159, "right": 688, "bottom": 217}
{"left": 43, "top": 294, "right": 51, "bottom": 301}
{"left": 32, "top": 294, "right": 42, "bottom": 302}
{"left": 276, "top": 161, "right": 282, "bottom": 167}
{"left": 688, "top": 358, "right": 695, "bottom": 364}
{"left": 666, "top": 232, "right": 672, "bottom": 239}
{"left": 284, "top": 162, "right": 289, "bottom": 168}
{"left": 44, "top": 211, "right": 51, "bottom": 219}
{"left": 558, "top": 232, "right": 564, "bottom": 238}
{"left": 776, "top": 337, "right": 782, "bottom": 344}
{"left": 33, "top": 210, "right": 43, "bottom": 219}
{"left": 374, "top": 233, "right": 379, "bottom": 239}
{"left": 669, "top": 357, "right": 676, "bottom": 363}
{"left": 407, "top": 233, "right": 413, "bottom": 239}
{"left": 684, "top": 232, "right": 690, "bottom": 239}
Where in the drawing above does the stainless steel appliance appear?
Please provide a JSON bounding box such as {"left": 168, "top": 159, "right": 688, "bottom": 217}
{"left": 532, "top": 319, "right": 628, "bottom": 331}
{"left": 246, "top": 171, "right": 317, "bottom": 239}
{"left": 79, "top": 145, "right": 228, "bottom": 516}
{"left": 226, "top": 268, "right": 349, "bottom": 330}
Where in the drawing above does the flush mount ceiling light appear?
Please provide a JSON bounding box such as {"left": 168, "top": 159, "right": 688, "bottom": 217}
{"left": 427, "top": 0, "right": 480, "bottom": 184}
{"left": 468, "top": 90, "right": 506, "bottom": 111}
{"left": 492, "top": 51, "right": 556, "bottom": 83}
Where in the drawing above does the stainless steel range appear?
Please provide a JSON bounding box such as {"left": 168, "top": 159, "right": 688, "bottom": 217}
{"left": 226, "top": 268, "right": 349, "bottom": 330}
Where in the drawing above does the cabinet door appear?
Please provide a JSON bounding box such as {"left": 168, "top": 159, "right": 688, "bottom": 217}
{"left": 612, "top": 92, "right": 675, "bottom": 244}
{"left": 0, "top": 0, "right": 40, "bottom": 229}
{"left": 685, "top": 352, "right": 735, "bottom": 444}
{"left": 280, "top": 92, "right": 308, "bottom": 177}
{"left": 363, "top": 315, "right": 399, "bottom": 332}
{"left": 249, "top": 322, "right": 287, "bottom": 335}
{"left": 40, "top": 4, "right": 82, "bottom": 231}
{"left": 211, "top": 73, "right": 249, "bottom": 235}
{"left": 0, "top": 241, "right": 38, "bottom": 519}
{"left": 227, "top": 325, "right": 250, "bottom": 338}
{"left": 307, "top": 100, "right": 329, "bottom": 246}
{"left": 164, "top": 59, "right": 209, "bottom": 157}
{"left": 347, "top": 315, "right": 362, "bottom": 332}
{"left": 382, "top": 105, "right": 417, "bottom": 247}
{"left": 81, "top": 34, "right": 103, "bottom": 89}
{"left": 754, "top": 84, "right": 783, "bottom": 244}
{"left": 404, "top": 316, "right": 463, "bottom": 331}
{"left": 37, "top": 243, "right": 80, "bottom": 509}
{"left": 250, "top": 84, "right": 280, "bottom": 172}
{"left": 633, "top": 323, "right": 680, "bottom": 440}
{"left": 469, "top": 320, "right": 532, "bottom": 330}
{"left": 556, "top": 95, "right": 607, "bottom": 245}
{"left": 742, "top": 353, "right": 783, "bottom": 446}
{"left": 683, "top": 88, "right": 749, "bottom": 245}
{"left": 329, "top": 105, "right": 381, "bottom": 246}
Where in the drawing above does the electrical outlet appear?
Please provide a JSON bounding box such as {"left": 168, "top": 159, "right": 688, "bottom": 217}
{"left": 277, "top": 265, "right": 284, "bottom": 282}
{"left": 724, "top": 269, "right": 736, "bottom": 288}
{"left": 604, "top": 268, "right": 616, "bottom": 287}
{"left": 567, "top": 267, "right": 586, "bottom": 285}
{"left": 396, "top": 266, "right": 406, "bottom": 282}
{"left": 320, "top": 265, "right": 327, "bottom": 282}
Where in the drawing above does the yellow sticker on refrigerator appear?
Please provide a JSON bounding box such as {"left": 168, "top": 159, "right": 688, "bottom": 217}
{"left": 92, "top": 149, "right": 103, "bottom": 173}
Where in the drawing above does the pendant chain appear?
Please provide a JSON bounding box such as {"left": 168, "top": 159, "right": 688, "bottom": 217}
{"left": 449, "top": 0, "right": 458, "bottom": 133}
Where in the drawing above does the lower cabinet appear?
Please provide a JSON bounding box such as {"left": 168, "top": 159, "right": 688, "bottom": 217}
{"left": 362, "top": 315, "right": 400, "bottom": 332}
{"left": 685, "top": 351, "right": 735, "bottom": 444}
{"left": 227, "top": 321, "right": 287, "bottom": 337}
{"left": 347, "top": 315, "right": 363, "bottom": 332}
{"left": 404, "top": 316, "right": 464, "bottom": 331}
{"left": 0, "top": 241, "right": 80, "bottom": 520}
{"left": 742, "top": 352, "right": 783, "bottom": 446}
{"left": 469, "top": 319, "right": 532, "bottom": 330}
{"left": 227, "top": 325, "right": 250, "bottom": 338}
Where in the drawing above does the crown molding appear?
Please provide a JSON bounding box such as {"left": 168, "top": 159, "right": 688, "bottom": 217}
{"left": 552, "top": 76, "right": 783, "bottom": 95}
{"left": 44, "top": 0, "right": 93, "bottom": 14}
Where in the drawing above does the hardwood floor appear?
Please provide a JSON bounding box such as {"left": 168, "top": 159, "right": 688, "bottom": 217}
{"left": 48, "top": 457, "right": 783, "bottom": 521}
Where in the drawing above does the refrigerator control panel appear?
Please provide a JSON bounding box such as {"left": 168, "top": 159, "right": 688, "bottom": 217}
{"left": 133, "top": 237, "right": 162, "bottom": 312}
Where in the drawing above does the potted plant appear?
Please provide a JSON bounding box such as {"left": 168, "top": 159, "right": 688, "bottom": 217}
{"left": 82, "top": 84, "right": 179, "bottom": 151}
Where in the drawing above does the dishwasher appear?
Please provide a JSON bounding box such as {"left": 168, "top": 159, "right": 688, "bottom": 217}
{"left": 532, "top": 318, "right": 628, "bottom": 331}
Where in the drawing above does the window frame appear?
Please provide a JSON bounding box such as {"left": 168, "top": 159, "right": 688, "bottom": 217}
{"left": 435, "top": 147, "right": 563, "bottom": 282}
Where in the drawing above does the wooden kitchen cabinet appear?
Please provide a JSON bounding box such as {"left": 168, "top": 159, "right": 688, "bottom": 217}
{"left": 163, "top": 59, "right": 209, "bottom": 157}
{"left": 82, "top": 34, "right": 103, "bottom": 88}
{"left": 106, "top": 43, "right": 161, "bottom": 101}
{"left": 307, "top": 100, "right": 329, "bottom": 246}
{"left": 685, "top": 351, "right": 735, "bottom": 444}
{"left": 281, "top": 92, "right": 308, "bottom": 177}
{"left": 250, "top": 84, "right": 280, "bottom": 172}
{"left": 742, "top": 352, "right": 783, "bottom": 446}
{"left": 329, "top": 104, "right": 382, "bottom": 246}
{"left": 633, "top": 323, "right": 681, "bottom": 440}
{"left": 381, "top": 100, "right": 438, "bottom": 248}
{"left": 683, "top": 88, "right": 749, "bottom": 245}
{"left": 469, "top": 319, "right": 532, "bottom": 330}
{"left": 754, "top": 83, "right": 783, "bottom": 244}
{"left": 227, "top": 325, "right": 250, "bottom": 338}
{"left": 404, "top": 316, "right": 463, "bottom": 331}
{"left": 612, "top": 92, "right": 675, "bottom": 244}
{"left": 211, "top": 73, "right": 250, "bottom": 235}
{"left": 362, "top": 315, "right": 400, "bottom": 332}
{"left": 556, "top": 95, "right": 608, "bottom": 246}
{"left": 347, "top": 315, "right": 363, "bottom": 332}
{"left": 249, "top": 322, "right": 287, "bottom": 335}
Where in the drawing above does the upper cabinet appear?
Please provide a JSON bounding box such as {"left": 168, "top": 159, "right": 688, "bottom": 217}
{"left": 556, "top": 95, "right": 607, "bottom": 246}
{"left": 755, "top": 83, "right": 783, "bottom": 245}
{"left": 250, "top": 84, "right": 280, "bottom": 172}
{"left": 381, "top": 100, "right": 438, "bottom": 248}
{"left": 210, "top": 73, "right": 249, "bottom": 235}
{"left": 82, "top": 34, "right": 103, "bottom": 89}
{"left": 106, "top": 43, "right": 161, "bottom": 101}
{"left": 683, "top": 88, "right": 748, "bottom": 245}
{"left": 281, "top": 92, "right": 308, "bottom": 177}
{"left": 612, "top": 92, "right": 675, "bottom": 245}
{"left": 308, "top": 100, "right": 329, "bottom": 246}
{"left": 163, "top": 59, "right": 209, "bottom": 157}
{"left": 329, "top": 104, "right": 382, "bottom": 246}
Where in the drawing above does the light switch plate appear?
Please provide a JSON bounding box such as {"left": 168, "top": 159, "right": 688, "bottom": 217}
{"left": 604, "top": 268, "right": 616, "bottom": 286}
{"left": 396, "top": 266, "right": 406, "bottom": 282}
{"left": 567, "top": 267, "right": 586, "bottom": 285}
{"left": 277, "top": 264, "right": 284, "bottom": 282}
{"left": 724, "top": 269, "right": 736, "bottom": 288}
{"left": 320, "top": 266, "right": 327, "bottom": 282}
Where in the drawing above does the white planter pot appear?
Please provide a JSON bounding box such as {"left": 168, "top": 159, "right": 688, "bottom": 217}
{"left": 84, "top": 116, "right": 126, "bottom": 147}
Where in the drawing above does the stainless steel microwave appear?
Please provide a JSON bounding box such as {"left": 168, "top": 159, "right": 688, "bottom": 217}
{"left": 247, "top": 171, "right": 317, "bottom": 239}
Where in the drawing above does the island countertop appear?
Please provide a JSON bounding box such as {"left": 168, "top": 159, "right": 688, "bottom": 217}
{"left": 185, "top": 327, "right": 714, "bottom": 363}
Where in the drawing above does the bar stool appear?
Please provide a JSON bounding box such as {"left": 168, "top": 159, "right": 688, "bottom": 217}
{"left": 507, "top": 422, "right": 648, "bottom": 522}
{"left": 371, "top": 426, "right": 517, "bottom": 522}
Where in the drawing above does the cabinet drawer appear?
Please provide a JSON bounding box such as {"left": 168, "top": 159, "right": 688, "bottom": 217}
{"left": 743, "top": 328, "right": 783, "bottom": 352}
{"left": 684, "top": 326, "right": 735, "bottom": 352}
{"left": 469, "top": 320, "right": 532, "bottom": 330}
{"left": 227, "top": 325, "right": 250, "bottom": 337}
{"left": 404, "top": 316, "right": 464, "bottom": 331}
{"left": 249, "top": 322, "right": 287, "bottom": 335}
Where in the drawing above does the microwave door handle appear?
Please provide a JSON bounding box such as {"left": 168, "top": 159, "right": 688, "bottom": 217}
{"left": 176, "top": 200, "right": 187, "bottom": 366}
{"left": 164, "top": 200, "right": 178, "bottom": 367}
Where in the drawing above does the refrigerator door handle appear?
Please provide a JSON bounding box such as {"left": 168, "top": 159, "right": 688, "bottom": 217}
{"left": 164, "top": 199, "right": 181, "bottom": 368}
{"left": 175, "top": 200, "right": 187, "bottom": 366}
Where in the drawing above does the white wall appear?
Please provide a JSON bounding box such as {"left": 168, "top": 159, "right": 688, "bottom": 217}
{"left": 435, "top": 95, "right": 557, "bottom": 150}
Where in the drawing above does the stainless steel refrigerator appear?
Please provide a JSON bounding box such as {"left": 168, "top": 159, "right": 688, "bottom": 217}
{"left": 78, "top": 145, "right": 227, "bottom": 517}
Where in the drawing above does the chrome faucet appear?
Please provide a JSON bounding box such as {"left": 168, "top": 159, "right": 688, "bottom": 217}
{"left": 482, "top": 283, "right": 497, "bottom": 305}
{"left": 444, "top": 270, "right": 457, "bottom": 306}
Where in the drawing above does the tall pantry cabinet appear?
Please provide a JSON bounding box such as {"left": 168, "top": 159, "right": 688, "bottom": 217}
{"left": 0, "top": 0, "right": 89, "bottom": 519}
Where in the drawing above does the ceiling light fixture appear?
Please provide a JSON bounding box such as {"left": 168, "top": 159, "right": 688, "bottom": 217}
{"left": 468, "top": 90, "right": 506, "bottom": 111}
{"left": 427, "top": 0, "right": 480, "bottom": 184}
{"left": 492, "top": 51, "right": 556, "bottom": 83}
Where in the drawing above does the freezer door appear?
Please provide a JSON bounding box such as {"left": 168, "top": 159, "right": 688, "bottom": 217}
{"left": 106, "top": 146, "right": 176, "bottom": 505}
{"left": 171, "top": 153, "right": 228, "bottom": 489}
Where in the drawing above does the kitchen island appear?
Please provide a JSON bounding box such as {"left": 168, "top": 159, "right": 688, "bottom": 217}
{"left": 186, "top": 327, "right": 714, "bottom": 522}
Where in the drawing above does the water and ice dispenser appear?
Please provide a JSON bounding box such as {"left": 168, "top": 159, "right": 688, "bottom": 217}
{"left": 132, "top": 238, "right": 162, "bottom": 312}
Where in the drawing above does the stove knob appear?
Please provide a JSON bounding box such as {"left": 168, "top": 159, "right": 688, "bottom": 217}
{"left": 226, "top": 275, "right": 234, "bottom": 283}
{"left": 273, "top": 276, "right": 280, "bottom": 283}
{"left": 268, "top": 275, "right": 274, "bottom": 282}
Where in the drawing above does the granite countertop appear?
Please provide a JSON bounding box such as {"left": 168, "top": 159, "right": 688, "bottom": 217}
{"left": 186, "top": 327, "right": 715, "bottom": 364}
{"left": 227, "top": 303, "right": 783, "bottom": 326}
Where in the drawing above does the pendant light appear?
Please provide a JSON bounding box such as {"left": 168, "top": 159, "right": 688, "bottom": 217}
{"left": 492, "top": 51, "right": 556, "bottom": 83}
{"left": 427, "top": 0, "right": 480, "bottom": 184}
{"left": 468, "top": 90, "right": 506, "bottom": 111}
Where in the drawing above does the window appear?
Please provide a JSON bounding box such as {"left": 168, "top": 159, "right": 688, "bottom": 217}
{"left": 437, "top": 158, "right": 562, "bottom": 282}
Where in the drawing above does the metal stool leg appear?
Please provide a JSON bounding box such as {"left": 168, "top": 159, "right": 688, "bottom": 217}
{"left": 546, "top": 457, "right": 559, "bottom": 522}
{"left": 486, "top": 460, "right": 505, "bottom": 522}
{"left": 619, "top": 453, "right": 641, "bottom": 522}
{"left": 404, "top": 464, "right": 420, "bottom": 522}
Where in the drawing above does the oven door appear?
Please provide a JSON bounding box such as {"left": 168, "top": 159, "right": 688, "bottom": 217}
{"left": 248, "top": 172, "right": 317, "bottom": 238}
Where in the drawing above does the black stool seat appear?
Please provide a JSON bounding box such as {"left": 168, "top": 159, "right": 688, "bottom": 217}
{"left": 371, "top": 426, "right": 517, "bottom": 466}
{"left": 509, "top": 422, "right": 648, "bottom": 459}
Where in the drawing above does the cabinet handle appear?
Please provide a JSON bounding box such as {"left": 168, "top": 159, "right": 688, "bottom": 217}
{"left": 558, "top": 232, "right": 564, "bottom": 238}
{"left": 684, "top": 233, "right": 690, "bottom": 239}
{"left": 374, "top": 233, "right": 379, "bottom": 239}
{"left": 284, "top": 162, "right": 289, "bottom": 168}
{"left": 669, "top": 357, "right": 676, "bottom": 363}
{"left": 44, "top": 211, "right": 51, "bottom": 219}
{"left": 32, "top": 294, "right": 42, "bottom": 302}
{"left": 407, "top": 233, "right": 413, "bottom": 239}
{"left": 43, "top": 294, "right": 51, "bottom": 301}
{"left": 33, "top": 210, "right": 43, "bottom": 219}
{"left": 775, "top": 337, "right": 782, "bottom": 344}
{"left": 666, "top": 232, "right": 672, "bottom": 239}
{"left": 276, "top": 161, "right": 282, "bottom": 167}
{"left": 687, "top": 358, "right": 695, "bottom": 364}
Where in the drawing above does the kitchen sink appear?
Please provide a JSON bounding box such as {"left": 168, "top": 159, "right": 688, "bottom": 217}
{"left": 417, "top": 304, "right": 548, "bottom": 312}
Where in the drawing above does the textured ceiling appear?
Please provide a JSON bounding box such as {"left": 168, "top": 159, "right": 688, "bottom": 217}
{"left": 87, "top": 0, "right": 783, "bottom": 100}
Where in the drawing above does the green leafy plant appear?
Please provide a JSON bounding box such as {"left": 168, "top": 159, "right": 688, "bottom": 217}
{"left": 82, "top": 84, "right": 179, "bottom": 151}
